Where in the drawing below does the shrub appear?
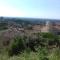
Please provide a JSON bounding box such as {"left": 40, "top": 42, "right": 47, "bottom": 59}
{"left": 41, "top": 32, "right": 56, "bottom": 39}
{"left": 38, "top": 48, "right": 49, "bottom": 60}
{"left": 8, "top": 36, "right": 25, "bottom": 56}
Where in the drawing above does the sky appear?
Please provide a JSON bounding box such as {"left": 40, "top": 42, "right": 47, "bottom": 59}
{"left": 0, "top": 0, "right": 60, "bottom": 19}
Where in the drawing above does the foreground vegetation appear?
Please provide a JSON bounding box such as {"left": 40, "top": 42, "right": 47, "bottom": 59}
{"left": 0, "top": 32, "right": 60, "bottom": 60}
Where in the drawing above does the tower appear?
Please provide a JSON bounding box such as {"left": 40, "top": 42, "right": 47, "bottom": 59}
{"left": 41, "top": 20, "right": 50, "bottom": 32}
{"left": 45, "top": 20, "right": 50, "bottom": 32}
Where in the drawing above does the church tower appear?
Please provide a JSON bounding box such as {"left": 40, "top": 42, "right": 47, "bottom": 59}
{"left": 41, "top": 20, "right": 50, "bottom": 32}
{"left": 45, "top": 20, "right": 50, "bottom": 32}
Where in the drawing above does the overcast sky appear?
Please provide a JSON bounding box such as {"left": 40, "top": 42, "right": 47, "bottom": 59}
{"left": 0, "top": 0, "right": 60, "bottom": 19}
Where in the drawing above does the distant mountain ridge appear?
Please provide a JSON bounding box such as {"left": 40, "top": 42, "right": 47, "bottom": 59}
{"left": 0, "top": 17, "right": 60, "bottom": 25}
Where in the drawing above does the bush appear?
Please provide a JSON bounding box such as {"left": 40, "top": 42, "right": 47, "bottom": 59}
{"left": 8, "top": 32, "right": 60, "bottom": 56}
{"left": 40, "top": 32, "right": 56, "bottom": 39}
{"left": 38, "top": 48, "right": 49, "bottom": 60}
{"left": 8, "top": 35, "right": 41, "bottom": 56}
{"left": 8, "top": 36, "right": 25, "bottom": 56}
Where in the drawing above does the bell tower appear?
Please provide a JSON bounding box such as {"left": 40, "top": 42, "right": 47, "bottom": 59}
{"left": 41, "top": 20, "right": 50, "bottom": 32}
{"left": 45, "top": 20, "right": 50, "bottom": 32}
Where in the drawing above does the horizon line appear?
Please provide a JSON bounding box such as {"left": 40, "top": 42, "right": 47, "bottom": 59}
{"left": 0, "top": 16, "right": 60, "bottom": 20}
